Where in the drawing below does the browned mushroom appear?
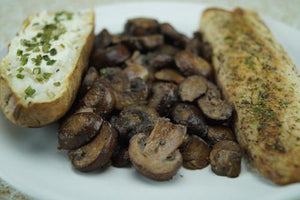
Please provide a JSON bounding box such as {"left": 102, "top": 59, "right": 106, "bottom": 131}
{"left": 197, "top": 95, "right": 232, "bottom": 123}
{"left": 91, "top": 44, "right": 131, "bottom": 68}
{"left": 181, "top": 135, "right": 211, "bottom": 169}
{"left": 154, "top": 68, "right": 185, "bottom": 84}
{"left": 185, "top": 38, "right": 202, "bottom": 56}
{"left": 209, "top": 140, "right": 242, "bottom": 178}
{"left": 147, "top": 52, "right": 174, "bottom": 69}
{"left": 68, "top": 121, "right": 117, "bottom": 172}
{"left": 179, "top": 75, "right": 207, "bottom": 102}
{"left": 171, "top": 103, "right": 207, "bottom": 138}
{"left": 199, "top": 41, "right": 213, "bottom": 63}
{"left": 77, "top": 67, "right": 99, "bottom": 98}
{"left": 110, "top": 105, "right": 159, "bottom": 139}
{"left": 58, "top": 112, "right": 103, "bottom": 150}
{"left": 111, "top": 34, "right": 130, "bottom": 45}
{"left": 125, "top": 51, "right": 147, "bottom": 66}
{"left": 124, "top": 34, "right": 164, "bottom": 51}
{"left": 207, "top": 126, "right": 236, "bottom": 145}
{"left": 175, "top": 50, "right": 211, "bottom": 77}
{"left": 206, "top": 81, "right": 222, "bottom": 99}
{"left": 99, "top": 67, "right": 122, "bottom": 81}
{"left": 155, "top": 44, "right": 180, "bottom": 57}
{"left": 76, "top": 79, "right": 115, "bottom": 118}
{"left": 148, "top": 82, "right": 178, "bottom": 116}
{"left": 105, "top": 71, "right": 149, "bottom": 110}
{"left": 94, "top": 29, "right": 112, "bottom": 50}
{"left": 129, "top": 118, "right": 186, "bottom": 181}
{"left": 112, "top": 147, "right": 131, "bottom": 168}
{"left": 125, "top": 18, "right": 159, "bottom": 36}
{"left": 123, "top": 64, "right": 149, "bottom": 81}
{"left": 160, "top": 23, "right": 188, "bottom": 48}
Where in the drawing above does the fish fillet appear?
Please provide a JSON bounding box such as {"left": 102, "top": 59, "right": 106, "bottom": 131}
{"left": 200, "top": 8, "right": 300, "bottom": 185}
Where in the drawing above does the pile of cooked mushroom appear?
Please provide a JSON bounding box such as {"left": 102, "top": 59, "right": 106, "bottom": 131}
{"left": 58, "top": 18, "right": 243, "bottom": 181}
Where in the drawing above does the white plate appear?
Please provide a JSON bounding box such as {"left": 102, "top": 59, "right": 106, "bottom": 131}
{"left": 1, "top": 2, "right": 300, "bottom": 200}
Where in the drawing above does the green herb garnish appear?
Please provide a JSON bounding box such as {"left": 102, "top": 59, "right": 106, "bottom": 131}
{"left": 53, "top": 82, "right": 61, "bottom": 86}
{"left": 50, "top": 48, "right": 57, "bottom": 56}
{"left": 100, "top": 69, "right": 107, "bottom": 75}
{"left": 24, "top": 86, "right": 36, "bottom": 98}
{"left": 42, "top": 43, "right": 51, "bottom": 53}
{"left": 47, "top": 59, "right": 56, "bottom": 65}
{"left": 31, "top": 55, "right": 42, "bottom": 66}
{"left": 20, "top": 54, "right": 30, "bottom": 66}
{"left": 33, "top": 67, "right": 41, "bottom": 74}
{"left": 17, "top": 49, "right": 23, "bottom": 56}
{"left": 16, "top": 74, "right": 25, "bottom": 79}
{"left": 17, "top": 67, "right": 24, "bottom": 73}
{"left": 43, "top": 72, "right": 52, "bottom": 79}
{"left": 60, "top": 43, "right": 65, "bottom": 48}
{"left": 43, "top": 55, "right": 50, "bottom": 61}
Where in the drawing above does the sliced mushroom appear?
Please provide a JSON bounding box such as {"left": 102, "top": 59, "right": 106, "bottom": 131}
{"left": 181, "top": 135, "right": 211, "bottom": 170}
{"left": 148, "top": 82, "right": 178, "bottom": 116}
{"left": 207, "top": 126, "right": 236, "bottom": 145}
{"left": 58, "top": 112, "right": 103, "bottom": 150}
{"left": 78, "top": 67, "right": 99, "bottom": 98}
{"left": 125, "top": 51, "right": 147, "bottom": 66}
{"left": 124, "top": 34, "right": 164, "bottom": 51}
{"left": 110, "top": 105, "right": 159, "bottom": 139}
{"left": 92, "top": 45, "right": 131, "bottom": 68}
{"left": 111, "top": 34, "right": 130, "bottom": 45}
{"left": 160, "top": 23, "right": 188, "bottom": 48}
{"left": 68, "top": 121, "right": 117, "bottom": 172}
{"left": 94, "top": 29, "right": 112, "bottom": 50}
{"left": 197, "top": 95, "right": 232, "bottom": 123}
{"left": 209, "top": 140, "right": 242, "bottom": 178}
{"left": 147, "top": 52, "right": 174, "bottom": 69}
{"left": 123, "top": 64, "right": 149, "bottom": 81}
{"left": 112, "top": 147, "right": 131, "bottom": 168}
{"left": 175, "top": 50, "right": 211, "bottom": 77}
{"left": 76, "top": 79, "right": 115, "bottom": 118}
{"left": 99, "top": 67, "right": 122, "bottom": 81}
{"left": 206, "top": 81, "right": 222, "bottom": 99}
{"left": 115, "top": 77, "right": 149, "bottom": 110}
{"left": 171, "top": 103, "right": 207, "bottom": 138}
{"left": 179, "top": 75, "right": 207, "bottom": 102}
{"left": 199, "top": 41, "right": 213, "bottom": 63}
{"left": 154, "top": 68, "right": 184, "bottom": 84}
{"left": 185, "top": 38, "right": 202, "bottom": 56}
{"left": 125, "top": 18, "right": 159, "bottom": 36}
{"left": 129, "top": 118, "right": 186, "bottom": 181}
{"left": 155, "top": 44, "right": 180, "bottom": 57}
{"left": 105, "top": 71, "right": 149, "bottom": 110}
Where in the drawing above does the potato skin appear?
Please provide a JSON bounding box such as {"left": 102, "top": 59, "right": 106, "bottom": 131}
{"left": 0, "top": 12, "right": 95, "bottom": 127}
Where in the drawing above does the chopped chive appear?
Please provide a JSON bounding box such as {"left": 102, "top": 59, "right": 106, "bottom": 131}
{"left": 33, "top": 67, "right": 41, "bottom": 74}
{"left": 24, "top": 86, "right": 36, "bottom": 98}
{"left": 43, "top": 55, "right": 50, "bottom": 61}
{"left": 50, "top": 48, "right": 57, "bottom": 56}
{"left": 42, "top": 43, "right": 51, "bottom": 53}
{"left": 60, "top": 43, "right": 65, "bottom": 48}
{"left": 36, "top": 32, "right": 42, "bottom": 38}
{"left": 53, "top": 82, "right": 61, "bottom": 86}
{"left": 32, "top": 22, "right": 39, "bottom": 26}
{"left": 43, "top": 72, "right": 52, "bottom": 79}
{"left": 17, "top": 49, "right": 23, "bottom": 56}
{"left": 31, "top": 55, "right": 42, "bottom": 66}
{"left": 17, "top": 67, "right": 24, "bottom": 73}
{"left": 47, "top": 59, "right": 56, "bottom": 65}
{"left": 100, "top": 69, "right": 107, "bottom": 75}
{"left": 35, "top": 77, "right": 43, "bottom": 82}
{"left": 16, "top": 74, "right": 25, "bottom": 79}
{"left": 33, "top": 46, "right": 40, "bottom": 52}
{"left": 20, "top": 55, "right": 29, "bottom": 66}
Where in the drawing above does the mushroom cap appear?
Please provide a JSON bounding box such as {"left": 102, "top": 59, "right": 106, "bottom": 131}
{"left": 129, "top": 118, "right": 186, "bottom": 181}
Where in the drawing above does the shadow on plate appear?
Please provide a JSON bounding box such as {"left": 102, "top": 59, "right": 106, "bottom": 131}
{"left": 0, "top": 111, "right": 58, "bottom": 154}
